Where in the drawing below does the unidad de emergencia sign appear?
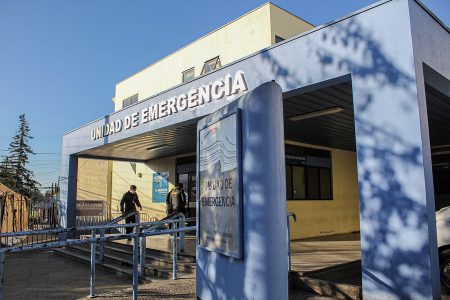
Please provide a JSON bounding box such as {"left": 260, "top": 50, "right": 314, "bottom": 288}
{"left": 90, "top": 71, "right": 248, "bottom": 140}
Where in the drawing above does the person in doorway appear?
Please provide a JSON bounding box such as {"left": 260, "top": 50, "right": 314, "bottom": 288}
{"left": 120, "top": 185, "right": 142, "bottom": 239}
{"left": 166, "top": 183, "right": 187, "bottom": 216}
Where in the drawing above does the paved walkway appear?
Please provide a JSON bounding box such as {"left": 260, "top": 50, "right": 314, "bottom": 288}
{"left": 290, "top": 232, "right": 361, "bottom": 273}
{"left": 3, "top": 251, "right": 333, "bottom": 300}
{"left": 3, "top": 251, "right": 130, "bottom": 300}
{"left": 3, "top": 233, "right": 362, "bottom": 299}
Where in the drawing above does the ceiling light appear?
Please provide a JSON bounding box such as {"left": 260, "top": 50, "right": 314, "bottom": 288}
{"left": 432, "top": 150, "right": 450, "bottom": 156}
{"left": 146, "top": 144, "right": 168, "bottom": 151}
{"left": 431, "top": 145, "right": 450, "bottom": 149}
{"left": 288, "top": 106, "right": 344, "bottom": 121}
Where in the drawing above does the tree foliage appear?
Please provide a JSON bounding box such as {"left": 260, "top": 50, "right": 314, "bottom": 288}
{"left": 0, "top": 114, "right": 39, "bottom": 196}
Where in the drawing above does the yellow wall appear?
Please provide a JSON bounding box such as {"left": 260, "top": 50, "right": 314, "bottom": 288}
{"left": 286, "top": 141, "right": 360, "bottom": 239}
{"left": 111, "top": 154, "right": 195, "bottom": 220}
{"left": 270, "top": 4, "right": 314, "bottom": 44}
{"left": 77, "top": 158, "right": 111, "bottom": 203}
{"left": 113, "top": 3, "right": 313, "bottom": 111}
{"left": 109, "top": 140, "right": 360, "bottom": 240}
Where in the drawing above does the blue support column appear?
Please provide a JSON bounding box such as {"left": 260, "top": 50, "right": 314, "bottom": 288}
{"left": 352, "top": 71, "right": 440, "bottom": 299}
{"left": 196, "top": 82, "right": 286, "bottom": 300}
{"left": 60, "top": 154, "right": 78, "bottom": 229}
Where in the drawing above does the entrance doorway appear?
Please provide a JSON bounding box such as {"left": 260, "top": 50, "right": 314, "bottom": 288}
{"left": 282, "top": 76, "right": 362, "bottom": 280}
{"left": 176, "top": 156, "right": 197, "bottom": 218}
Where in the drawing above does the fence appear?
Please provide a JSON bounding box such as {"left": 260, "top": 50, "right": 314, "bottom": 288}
{"left": 0, "top": 192, "right": 60, "bottom": 247}
{"left": 0, "top": 211, "right": 297, "bottom": 300}
{"left": 0, "top": 213, "right": 195, "bottom": 300}
{"left": 0, "top": 196, "right": 29, "bottom": 234}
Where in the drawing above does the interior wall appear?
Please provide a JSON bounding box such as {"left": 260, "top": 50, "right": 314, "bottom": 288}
{"left": 286, "top": 141, "right": 360, "bottom": 239}
{"left": 111, "top": 156, "right": 178, "bottom": 219}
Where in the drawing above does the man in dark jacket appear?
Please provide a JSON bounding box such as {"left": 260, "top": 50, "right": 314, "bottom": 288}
{"left": 166, "top": 183, "right": 186, "bottom": 216}
{"left": 120, "top": 185, "right": 142, "bottom": 236}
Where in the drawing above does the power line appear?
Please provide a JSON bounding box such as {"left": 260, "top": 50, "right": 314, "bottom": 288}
{"left": 33, "top": 170, "right": 61, "bottom": 175}
{"left": 0, "top": 149, "right": 61, "bottom": 155}
{"left": 30, "top": 159, "right": 61, "bottom": 161}
{"left": 34, "top": 152, "right": 62, "bottom": 155}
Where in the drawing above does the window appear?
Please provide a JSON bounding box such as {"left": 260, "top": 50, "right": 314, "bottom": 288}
{"left": 182, "top": 67, "right": 195, "bottom": 83}
{"left": 292, "top": 166, "right": 306, "bottom": 199}
{"left": 285, "top": 144, "right": 333, "bottom": 200}
{"left": 201, "top": 56, "right": 221, "bottom": 75}
{"left": 275, "top": 35, "right": 285, "bottom": 43}
{"left": 122, "top": 94, "right": 138, "bottom": 108}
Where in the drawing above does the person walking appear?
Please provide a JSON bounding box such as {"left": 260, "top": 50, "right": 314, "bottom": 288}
{"left": 165, "top": 183, "right": 186, "bottom": 216}
{"left": 120, "top": 185, "right": 142, "bottom": 239}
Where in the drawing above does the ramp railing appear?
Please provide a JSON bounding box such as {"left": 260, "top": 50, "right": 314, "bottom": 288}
{"left": 286, "top": 211, "right": 297, "bottom": 272}
{"left": 0, "top": 216, "right": 195, "bottom": 300}
{"left": 140, "top": 212, "right": 193, "bottom": 278}
{"left": 97, "top": 210, "right": 137, "bottom": 262}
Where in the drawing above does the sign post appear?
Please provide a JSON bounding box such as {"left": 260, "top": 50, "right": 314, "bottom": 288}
{"left": 196, "top": 82, "right": 287, "bottom": 300}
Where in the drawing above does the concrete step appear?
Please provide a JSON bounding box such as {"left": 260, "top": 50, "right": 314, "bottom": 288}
{"left": 53, "top": 239, "right": 195, "bottom": 281}
{"left": 71, "top": 244, "right": 196, "bottom": 274}
{"left": 54, "top": 246, "right": 176, "bottom": 280}
{"left": 53, "top": 247, "right": 154, "bottom": 283}
{"left": 103, "top": 241, "right": 196, "bottom": 263}
{"left": 289, "top": 261, "right": 363, "bottom": 300}
{"left": 104, "top": 240, "right": 196, "bottom": 263}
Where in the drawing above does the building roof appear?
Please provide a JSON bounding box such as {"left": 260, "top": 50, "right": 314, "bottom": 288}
{"left": 115, "top": 2, "right": 314, "bottom": 87}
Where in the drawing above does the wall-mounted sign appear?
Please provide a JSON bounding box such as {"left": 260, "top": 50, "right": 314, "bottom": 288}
{"left": 152, "top": 172, "right": 169, "bottom": 203}
{"left": 198, "top": 110, "right": 242, "bottom": 258}
{"left": 90, "top": 71, "right": 248, "bottom": 141}
{"left": 76, "top": 200, "right": 105, "bottom": 216}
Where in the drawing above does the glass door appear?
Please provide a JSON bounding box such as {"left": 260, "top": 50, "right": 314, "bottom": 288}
{"left": 188, "top": 173, "right": 197, "bottom": 218}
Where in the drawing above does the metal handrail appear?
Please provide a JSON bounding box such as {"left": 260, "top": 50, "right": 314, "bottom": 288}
{"left": 0, "top": 216, "right": 194, "bottom": 238}
{"left": 106, "top": 210, "right": 136, "bottom": 225}
{"left": 286, "top": 211, "right": 297, "bottom": 272}
{"left": 0, "top": 216, "right": 195, "bottom": 300}
{"left": 98, "top": 210, "right": 138, "bottom": 262}
{"left": 142, "top": 212, "right": 189, "bottom": 232}
{"left": 139, "top": 212, "right": 193, "bottom": 277}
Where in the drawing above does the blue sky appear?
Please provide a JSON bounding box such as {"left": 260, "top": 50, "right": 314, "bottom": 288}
{"left": 0, "top": 0, "right": 449, "bottom": 192}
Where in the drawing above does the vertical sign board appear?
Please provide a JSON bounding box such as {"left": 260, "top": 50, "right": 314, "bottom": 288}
{"left": 152, "top": 172, "right": 169, "bottom": 203}
{"left": 198, "top": 110, "right": 242, "bottom": 258}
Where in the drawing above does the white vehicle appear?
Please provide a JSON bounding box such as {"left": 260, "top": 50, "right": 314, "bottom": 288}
{"left": 437, "top": 206, "right": 450, "bottom": 292}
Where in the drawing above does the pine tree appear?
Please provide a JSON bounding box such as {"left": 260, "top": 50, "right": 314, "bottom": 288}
{"left": 1, "top": 114, "right": 39, "bottom": 196}
{"left": 0, "top": 156, "right": 13, "bottom": 187}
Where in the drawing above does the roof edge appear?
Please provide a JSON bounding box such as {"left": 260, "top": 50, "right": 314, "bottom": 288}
{"left": 413, "top": 0, "right": 450, "bottom": 34}
{"left": 268, "top": 2, "right": 315, "bottom": 27}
